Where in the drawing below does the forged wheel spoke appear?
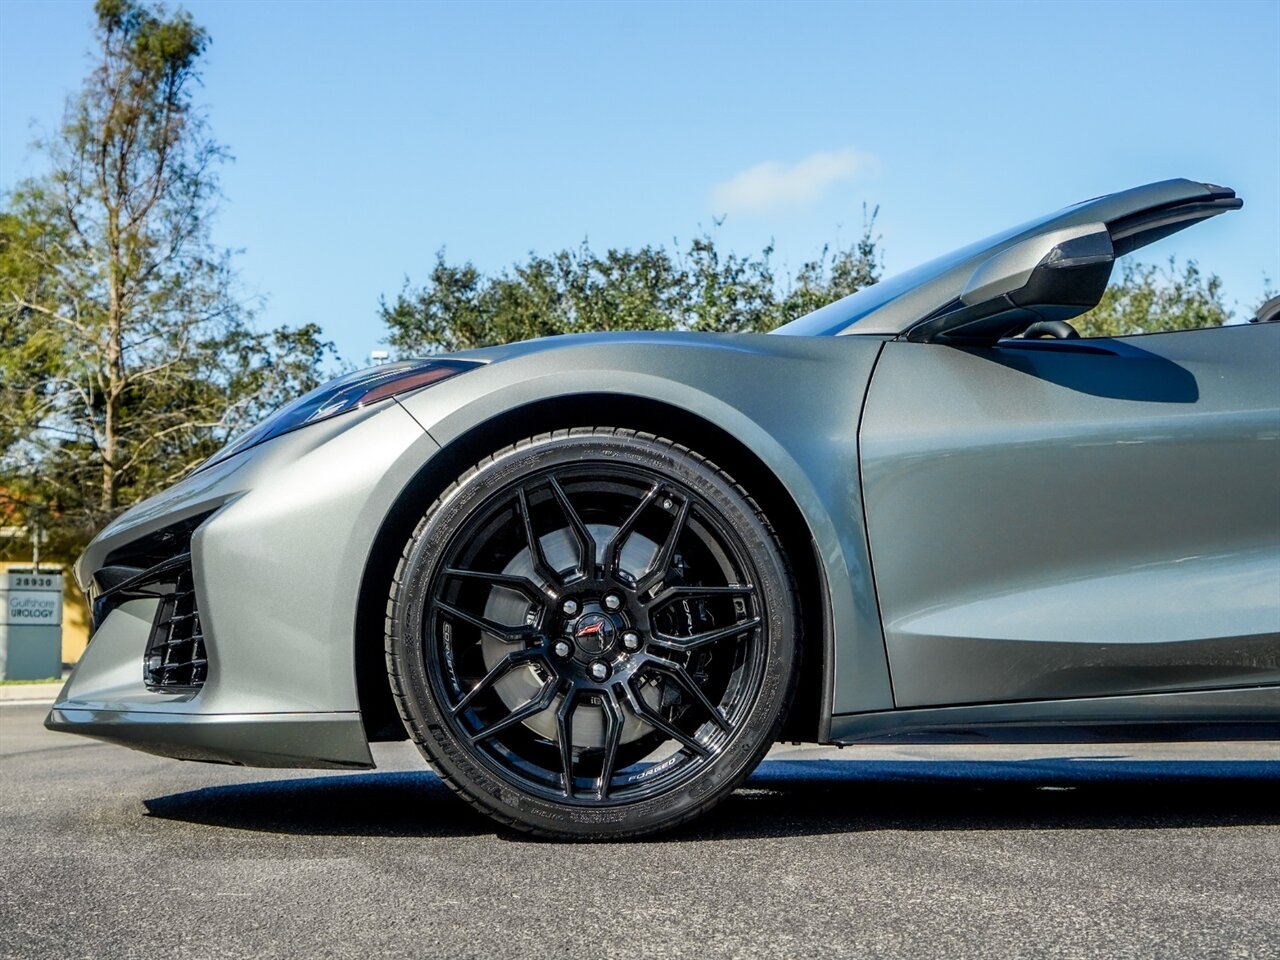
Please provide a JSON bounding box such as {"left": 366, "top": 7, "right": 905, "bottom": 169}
{"left": 428, "top": 454, "right": 772, "bottom": 809}
{"left": 435, "top": 600, "right": 541, "bottom": 644}
{"left": 557, "top": 687, "right": 577, "bottom": 798}
{"left": 648, "top": 659, "right": 732, "bottom": 732}
{"left": 650, "top": 616, "right": 762, "bottom": 651}
{"left": 596, "top": 687, "right": 626, "bottom": 800}
{"left": 547, "top": 476, "right": 595, "bottom": 580}
{"left": 443, "top": 567, "right": 553, "bottom": 603}
{"left": 635, "top": 497, "right": 689, "bottom": 594}
{"left": 601, "top": 483, "right": 660, "bottom": 579}
{"left": 646, "top": 583, "right": 756, "bottom": 610}
{"left": 452, "top": 648, "right": 544, "bottom": 716}
{"left": 516, "top": 486, "right": 562, "bottom": 589}
{"left": 469, "top": 679, "right": 558, "bottom": 742}
{"left": 622, "top": 679, "right": 710, "bottom": 758}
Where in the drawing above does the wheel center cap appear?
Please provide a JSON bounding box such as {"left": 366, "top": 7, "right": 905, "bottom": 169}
{"left": 572, "top": 612, "right": 617, "bottom": 656}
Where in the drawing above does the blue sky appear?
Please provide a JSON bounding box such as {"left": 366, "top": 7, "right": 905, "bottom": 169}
{"left": 2, "top": 0, "right": 1277, "bottom": 363}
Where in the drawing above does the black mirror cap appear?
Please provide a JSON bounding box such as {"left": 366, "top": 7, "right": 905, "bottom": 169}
{"left": 1007, "top": 232, "right": 1115, "bottom": 313}
{"left": 908, "top": 233, "right": 1114, "bottom": 346}
{"left": 1250, "top": 296, "right": 1280, "bottom": 324}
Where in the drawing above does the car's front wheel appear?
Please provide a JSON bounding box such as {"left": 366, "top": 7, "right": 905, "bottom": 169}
{"left": 386, "top": 428, "right": 799, "bottom": 838}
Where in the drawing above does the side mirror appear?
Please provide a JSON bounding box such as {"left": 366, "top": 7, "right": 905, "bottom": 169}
{"left": 909, "top": 223, "right": 1114, "bottom": 344}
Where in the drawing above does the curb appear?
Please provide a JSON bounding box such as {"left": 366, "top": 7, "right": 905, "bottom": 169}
{"left": 0, "top": 683, "right": 64, "bottom": 705}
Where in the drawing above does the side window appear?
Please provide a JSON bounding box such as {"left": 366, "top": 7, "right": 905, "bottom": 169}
{"left": 1073, "top": 230, "right": 1273, "bottom": 340}
{"left": 1073, "top": 258, "right": 1231, "bottom": 339}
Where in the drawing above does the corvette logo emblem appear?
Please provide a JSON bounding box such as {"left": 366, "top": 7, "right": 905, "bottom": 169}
{"left": 573, "top": 613, "right": 614, "bottom": 653}
{"left": 575, "top": 616, "right": 606, "bottom": 638}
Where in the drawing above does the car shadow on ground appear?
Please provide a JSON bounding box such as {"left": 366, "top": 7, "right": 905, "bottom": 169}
{"left": 142, "top": 758, "right": 1280, "bottom": 841}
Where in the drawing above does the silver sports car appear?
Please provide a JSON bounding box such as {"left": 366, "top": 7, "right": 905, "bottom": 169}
{"left": 48, "top": 179, "right": 1280, "bottom": 838}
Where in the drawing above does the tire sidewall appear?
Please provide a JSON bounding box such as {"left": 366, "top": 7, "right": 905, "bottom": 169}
{"left": 390, "top": 431, "right": 797, "bottom": 837}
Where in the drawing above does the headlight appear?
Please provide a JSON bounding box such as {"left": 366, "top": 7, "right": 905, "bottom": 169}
{"left": 199, "top": 358, "right": 479, "bottom": 471}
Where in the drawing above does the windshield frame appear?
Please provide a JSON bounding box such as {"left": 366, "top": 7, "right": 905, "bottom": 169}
{"left": 771, "top": 179, "right": 1237, "bottom": 339}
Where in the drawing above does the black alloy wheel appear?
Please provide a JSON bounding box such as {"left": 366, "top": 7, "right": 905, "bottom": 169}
{"left": 386, "top": 428, "right": 799, "bottom": 838}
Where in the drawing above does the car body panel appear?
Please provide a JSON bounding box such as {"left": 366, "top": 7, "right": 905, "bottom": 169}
{"left": 50, "top": 330, "right": 900, "bottom": 761}
{"left": 860, "top": 323, "right": 1280, "bottom": 707}
{"left": 45, "top": 706, "right": 371, "bottom": 768}
{"left": 829, "top": 685, "right": 1280, "bottom": 743}
{"left": 48, "top": 400, "right": 440, "bottom": 766}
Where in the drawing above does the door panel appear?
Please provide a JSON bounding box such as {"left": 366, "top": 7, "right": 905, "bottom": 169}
{"left": 859, "top": 322, "right": 1280, "bottom": 707}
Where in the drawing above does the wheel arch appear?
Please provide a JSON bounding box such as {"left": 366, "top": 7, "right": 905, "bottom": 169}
{"left": 354, "top": 391, "right": 837, "bottom": 745}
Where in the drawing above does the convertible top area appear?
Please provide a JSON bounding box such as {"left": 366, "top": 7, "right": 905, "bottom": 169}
{"left": 774, "top": 179, "right": 1241, "bottom": 339}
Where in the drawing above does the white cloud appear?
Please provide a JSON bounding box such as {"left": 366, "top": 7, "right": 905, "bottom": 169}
{"left": 711, "top": 147, "right": 875, "bottom": 215}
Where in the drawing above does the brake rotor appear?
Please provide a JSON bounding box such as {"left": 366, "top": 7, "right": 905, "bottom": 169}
{"left": 480, "top": 523, "right": 663, "bottom": 748}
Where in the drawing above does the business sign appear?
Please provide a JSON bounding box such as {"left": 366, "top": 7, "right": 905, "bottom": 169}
{"left": 0, "top": 569, "right": 64, "bottom": 679}
{"left": 5, "top": 591, "right": 62, "bottom": 625}
{"left": 7, "top": 571, "right": 60, "bottom": 590}
{"left": 0, "top": 571, "right": 64, "bottom": 626}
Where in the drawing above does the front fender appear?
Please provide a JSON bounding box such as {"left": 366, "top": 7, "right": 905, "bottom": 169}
{"left": 396, "top": 333, "right": 894, "bottom": 717}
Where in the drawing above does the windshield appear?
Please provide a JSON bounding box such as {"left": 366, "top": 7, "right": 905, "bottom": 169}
{"left": 772, "top": 203, "right": 1086, "bottom": 337}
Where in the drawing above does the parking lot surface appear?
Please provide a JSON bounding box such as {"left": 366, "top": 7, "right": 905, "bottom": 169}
{"left": 1, "top": 701, "right": 1277, "bottom": 959}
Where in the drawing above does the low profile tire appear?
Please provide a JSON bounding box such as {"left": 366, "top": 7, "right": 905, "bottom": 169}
{"left": 386, "top": 428, "right": 799, "bottom": 838}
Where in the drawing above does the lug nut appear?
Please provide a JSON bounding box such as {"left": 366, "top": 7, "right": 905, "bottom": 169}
{"left": 553, "top": 640, "right": 572, "bottom": 658}
{"left": 622, "top": 631, "right": 640, "bottom": 651}
{"left": 604, "top": 593, "right": 622, "bottom": 611}
{"left": 561, "top": 599, "right": 579, "bottom": 616}
{"left": 589, "top": 661, "right": 610, "bottom": 681}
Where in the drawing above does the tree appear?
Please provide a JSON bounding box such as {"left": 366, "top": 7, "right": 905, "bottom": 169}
{"left": 379, "top": 212, "right": 883, "bottom": 356}
{"left": 383, "top": 206, "right": 1268, "bottom": 358}
{"left": 1073, "top": 257, "right": 1233, "bottom": 338}
{"left": 0, "top": 0, "right": 334, "bottom": 561}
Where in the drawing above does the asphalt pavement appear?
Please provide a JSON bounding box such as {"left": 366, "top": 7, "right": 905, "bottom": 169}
{"left": 2, "top": 700, "right": 1278, "bottom": 959}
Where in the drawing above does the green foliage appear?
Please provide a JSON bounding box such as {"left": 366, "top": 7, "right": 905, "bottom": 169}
{"left": 385, "top": 217, "right": 1254, "bottom": 357}
{"left": 1074, "top": 257, "right": 1232, "bottom": 338}
{"left": 0, "top": 0, "right": 336, "bottom": 562}
{"left": 381, "top": 209, "right": 884, "bottom": 355}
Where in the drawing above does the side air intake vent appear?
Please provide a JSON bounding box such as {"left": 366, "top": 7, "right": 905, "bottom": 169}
{"left": 88, "top": 511, "right": 215, "bottom": 691}
{"left": 142, "top": 557, "right": 207, "bottom": 689}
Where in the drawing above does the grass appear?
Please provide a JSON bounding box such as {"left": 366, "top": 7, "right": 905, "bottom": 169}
{"left": 0, "top": 676, "right": 62, "bottom": 685}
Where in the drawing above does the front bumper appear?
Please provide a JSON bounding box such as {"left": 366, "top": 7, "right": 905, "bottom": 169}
{"left": 45, "top": 399, "right": 441, "bottom": 768}
{"left": 44, "top": 708, "right": 373, "bottom": 768}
